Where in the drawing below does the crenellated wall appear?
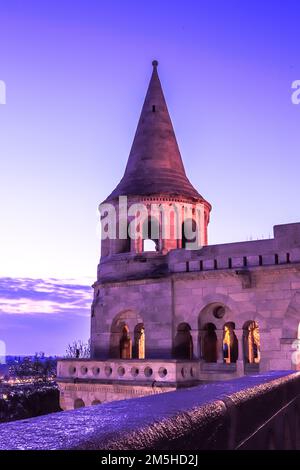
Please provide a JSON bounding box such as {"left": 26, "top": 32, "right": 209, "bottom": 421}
{"left": 169, "top": 222, "right": 300, "bottom": 274}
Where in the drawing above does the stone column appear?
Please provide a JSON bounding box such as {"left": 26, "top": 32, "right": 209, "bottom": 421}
{"left": 215, "top": 329, "right": 224, "bottom": 364}
{"left": 159, "top": 209, "right": 166, "bottom": 254}
{"left": 134, "top": 237, "right": 142, "bottom": 254}
{"left": 235, "top": 328, "right": 245, "bottom": 376}
{"left": 129, "top": 330, "right": 135, "bottom": 359}
{"left": 198, "top": 329, "right": 206, "bottom": 360}
{"left": 190, "top": 330, "right": 199, "bottom": 359}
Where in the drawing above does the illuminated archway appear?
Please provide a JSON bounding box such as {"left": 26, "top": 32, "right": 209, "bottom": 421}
{"left": 243, "top": 321, "right": 260, "bottom": 364}
{"left": 110, "top": 310, "right": 143, "bottom": 358}
{"left": 223, "top": 322, "right": 238, "bottom": 364}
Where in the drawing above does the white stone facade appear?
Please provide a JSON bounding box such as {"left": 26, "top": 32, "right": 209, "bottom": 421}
{"left": 58, "top": 223, "right": 300, "bottom": 410}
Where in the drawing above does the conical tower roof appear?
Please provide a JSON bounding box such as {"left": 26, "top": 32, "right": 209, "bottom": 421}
{"left": 106, "top": 61, "right": 206, "bottom": 202}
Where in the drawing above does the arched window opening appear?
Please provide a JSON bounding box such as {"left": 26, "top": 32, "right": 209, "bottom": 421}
{"left": 243, "top": 321, "right": 260, "bottom": 364}
{"left": 182, "top": 218, "right": 197, "bottom": 249}
{"left": 142, "top": 217, "right": 159, "bottom": 252}
{"left": 110, "top": 311, "right": 143, "bottom": 358}
{"left": 91, "top": 400, "right": 101, "bottom": 406}
{"left": 174, "top": 323, "right": 193, "bottom": 359}
{"left": 223, "top": 322, "right": 238, "bottom": 364}
{"left": 202, "top": 323, "right": 218, "bottom": 363}
{"left": 143, "top": 239, "right": 157, "bottom": 252}
{"left": 74, "top": 398, "right": 85, "bottom": 409}
{"left": 120, "top": 325, "right": 132, "bottom": 359}
{"left": 133, "top": 323, "right": 145, "bottom": 359}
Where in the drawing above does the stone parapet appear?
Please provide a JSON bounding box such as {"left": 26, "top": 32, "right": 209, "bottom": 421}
{"left": 57, "top": 358, "right": 199, "bottom": 385}
{"left": 0, "top": 371, "right": 299, "bottom": 450}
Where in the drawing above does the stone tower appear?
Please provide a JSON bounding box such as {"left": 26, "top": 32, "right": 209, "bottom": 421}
{"left": 98, "top": 61, "right": 211, "bottom": 283}
{"left": 57, "top": 62, "right": 300, "bottom": 410}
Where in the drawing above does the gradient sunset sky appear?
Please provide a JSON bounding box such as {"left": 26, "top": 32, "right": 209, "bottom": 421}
{"left": 0, "top": 1, "right": 299, "bottom": 355}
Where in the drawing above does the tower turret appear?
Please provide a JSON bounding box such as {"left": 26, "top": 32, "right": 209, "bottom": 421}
{"left": 99, "top": 61, "right": 211, "bottom": 279}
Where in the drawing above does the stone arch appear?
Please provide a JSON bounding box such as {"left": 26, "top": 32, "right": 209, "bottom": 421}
{"left": 235, "top": 310, "right": 263, "bottom": 330}
{"left": 133, "top": 323, "right": 145, "bottom": 359}
{"left": 196, "top": 293, "right": 240, "bottom": 328}
{"left": 91, "top": 399, "right": 101, "bottom": 406}
{"left": 173, "top": 322, "right": 193, "bottom": 359}
{"left": 74, "top": 398, "right": 85, "bottom": 409}
{"left": 282, "top": 292, "right": 300, "bottom": 339}
{"left": 197, "top": 296, "right": 239, "bottom": 362}
{"left": 110, "top": 310, "right": 144, "bottom": 358}
{"left": 223, "top": 321, "right": 238, "bottom": 363}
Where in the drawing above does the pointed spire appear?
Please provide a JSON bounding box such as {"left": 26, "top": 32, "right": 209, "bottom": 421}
{"left": 106, "top": 61, "right": 205, "bottom": 201}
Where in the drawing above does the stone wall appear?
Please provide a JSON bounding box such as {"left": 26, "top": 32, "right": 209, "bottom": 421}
{"left": 91, "top": 265, "right": 300, "bottom": 370}
{"left": 91, "top": 222, "right": 300, "bottom": 373}
{"left": 0, "top": 371, "right": 299, "bottom": 450}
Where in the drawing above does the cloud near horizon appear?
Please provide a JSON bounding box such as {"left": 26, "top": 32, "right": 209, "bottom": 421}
{"left": 0, "top": 277, "right": 93, "bottom": 355}
{"left": 0, "top": 277, "right": 93, "bottom": 316}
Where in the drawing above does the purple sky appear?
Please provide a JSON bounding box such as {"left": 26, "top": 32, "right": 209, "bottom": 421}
{"left": 0, "top": 1, "right": 299, "bottom": 355}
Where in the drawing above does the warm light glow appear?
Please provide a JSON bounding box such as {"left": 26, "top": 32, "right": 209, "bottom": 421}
{"left": 138, "top": 327, "right": 145, "bottom": 359}
{"left": 248, "top": 321, "right": 260, "bottom": 364}
{"left": 223, "top": 325, "right": 231, "bottom": 364}
{"left": 120, "top": 325, "right": 132, "bottom": 359}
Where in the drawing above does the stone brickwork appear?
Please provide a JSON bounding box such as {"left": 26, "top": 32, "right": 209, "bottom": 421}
{"left": 58, "top": 222, "right": 300, "bottom": 410}
{"left": 92, "top": 223, "right": 300, "bottom": 369}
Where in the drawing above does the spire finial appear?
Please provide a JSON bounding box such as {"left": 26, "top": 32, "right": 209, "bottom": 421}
{"left": 152, "top": 60, "right": 158, "bottom": 68}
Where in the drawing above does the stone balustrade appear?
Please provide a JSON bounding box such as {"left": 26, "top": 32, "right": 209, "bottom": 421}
{"left": 57, "top": 358, "right": 199, "bottom": 384}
